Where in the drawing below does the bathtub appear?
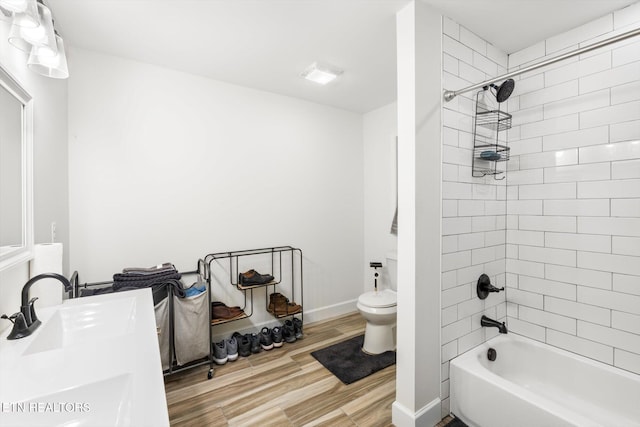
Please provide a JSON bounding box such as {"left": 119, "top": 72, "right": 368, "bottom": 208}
{"left": 450, "top": 333, "right": 640, "bottom": 427}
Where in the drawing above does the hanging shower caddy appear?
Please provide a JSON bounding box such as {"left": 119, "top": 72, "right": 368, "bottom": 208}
{"left": 472, "top": 88, "right": 512, "bottom": 179}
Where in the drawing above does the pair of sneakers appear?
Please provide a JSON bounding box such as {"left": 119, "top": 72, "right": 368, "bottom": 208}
{"left": 259, "top": 326, "right": 287, "bottom": 349}
{"left": 283, "top": 318, "right": 303, "bottom": 343}
{"left": 213, "top": 336, "right": 239, "bottom": 365}
{"left": 232, "top": 332, "right": 261, "bottom": 356}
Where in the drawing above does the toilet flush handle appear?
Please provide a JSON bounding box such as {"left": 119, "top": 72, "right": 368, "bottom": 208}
{"left": 370, "top": 262, "right": 383, "bottom": 292}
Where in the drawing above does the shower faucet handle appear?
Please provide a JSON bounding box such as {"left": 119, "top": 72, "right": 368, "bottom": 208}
{"left": 477, "top": 274, "right": 504, "bottom": 300}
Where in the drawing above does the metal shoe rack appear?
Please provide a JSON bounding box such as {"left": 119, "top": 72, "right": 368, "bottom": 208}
{"left": 472, "top": 89, "right": 512, "bottom": 179}
{"left": 203, "top": 246, "right": 304, "bottom": 326}
{"left": 69, "top": 260, "right": 216, "bottom": 380}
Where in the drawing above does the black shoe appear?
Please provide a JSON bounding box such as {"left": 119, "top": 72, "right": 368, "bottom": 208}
{"left": 233, "top": 332, "right": 251, "bottom": 357}
{"left": 248, "top": 332, "right": 261, "bottom": 353}
{"left": 239, "top": 269, "right": 275, "bottom": 286}
{"left": 292, "top": 318, "right": 303, "bottom": 339}
{"left": 283, "top": 320, "right": 296, "bottom": 343}
{"left": 271, "top": 326, "right": 284, "bottom": 348}
{"left": 260, "top": 327, "right": 274, "bottom": 350}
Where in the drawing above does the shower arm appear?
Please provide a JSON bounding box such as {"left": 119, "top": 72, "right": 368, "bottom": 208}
{"left": 443, "top": 26, "right": 640, "bottom": 102}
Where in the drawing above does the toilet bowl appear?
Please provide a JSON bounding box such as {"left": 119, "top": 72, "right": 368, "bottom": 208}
{"left": 357, "top": 252, "right": 397, "bottom": 354}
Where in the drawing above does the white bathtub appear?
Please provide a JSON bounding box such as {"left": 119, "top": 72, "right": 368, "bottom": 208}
{"left": 450, "top": 333, "right": 640, "bottom": 427}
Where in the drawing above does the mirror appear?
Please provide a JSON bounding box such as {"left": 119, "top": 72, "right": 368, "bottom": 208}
{"left": 0, "top": 65, "right": 33, "bottom": 270}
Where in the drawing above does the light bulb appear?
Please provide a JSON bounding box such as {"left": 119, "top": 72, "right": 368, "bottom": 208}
{"left": 21, "top": 22, "right": 45, "bottom": 44}
{"left": 9, "top": 0, "right": 38, "bottom": 28}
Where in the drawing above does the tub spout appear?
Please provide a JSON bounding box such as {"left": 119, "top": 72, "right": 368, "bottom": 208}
{"left": 481, "top": 315, "right": 507, "bottom": 334}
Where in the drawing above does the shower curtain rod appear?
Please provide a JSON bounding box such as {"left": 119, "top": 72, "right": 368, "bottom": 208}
{"left": 443, "top": 27, "right": 640, "bottom": 102}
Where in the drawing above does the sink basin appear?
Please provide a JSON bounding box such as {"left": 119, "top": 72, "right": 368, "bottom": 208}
{"left": 1, "top": 374, "right": 133, "bottom": 426}
{"left": 23, "top": 297, "right": 137, "bottom": 355}
{"left": 0, "top": 289, "right": 169, "bottom": 426}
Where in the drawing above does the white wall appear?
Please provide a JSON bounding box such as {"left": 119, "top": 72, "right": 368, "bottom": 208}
{"left": 0, "top": 24, "right": 68, "bottom": 333}
{"left": 505, "top": 3, "right": 640, "bottom": 375}
{"left": 439, "top": 17, "right": 509, "bottom": 416}
{"left": 67, "top": 48, "right": 364, "bottom": 331}
{"left": 363, "top": 101, "right": 397, "bottom": 292}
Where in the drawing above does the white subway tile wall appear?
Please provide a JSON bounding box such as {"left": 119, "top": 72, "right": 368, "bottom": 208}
{"left": 506, "top": 5, "right": 640, "bottom": 376}
{"left": 441, "top": 17, "right": 508, "bottom": 416}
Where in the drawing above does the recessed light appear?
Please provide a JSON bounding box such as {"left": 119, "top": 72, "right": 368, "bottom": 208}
{"left": 301, "top": 62, "right": 343, "bottom": 85}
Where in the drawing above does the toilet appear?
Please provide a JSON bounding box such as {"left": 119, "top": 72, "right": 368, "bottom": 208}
{"left": 357, "top": 252, "right": 397, "bottom": 354}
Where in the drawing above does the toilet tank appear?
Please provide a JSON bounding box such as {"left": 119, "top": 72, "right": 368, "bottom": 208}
{"left": 386, "top": 251, "right": 397, "bottom": 291}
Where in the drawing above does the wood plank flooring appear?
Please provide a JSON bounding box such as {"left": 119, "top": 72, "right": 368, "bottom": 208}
{"left": 164, "top": 312, "right": 396, "bottom": 426}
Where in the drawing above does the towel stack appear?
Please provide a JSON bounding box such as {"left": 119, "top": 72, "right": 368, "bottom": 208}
{"left": 113, "top": 263, "right": 184, "bottom": 300}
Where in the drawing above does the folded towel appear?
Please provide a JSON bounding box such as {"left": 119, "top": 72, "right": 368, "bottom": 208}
{"left": 113, "top": 271, "right": 182, "bottom": 288}
{"left": 114, "top": 270, "right": 180, "bottom": 282}
{"left": 122, "top": 263, "right": 176, "bottom": 275}
{"left": 112, "top": 274, "right": 183, "bottom": 297}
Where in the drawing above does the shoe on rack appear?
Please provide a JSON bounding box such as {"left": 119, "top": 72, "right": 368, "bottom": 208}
{"left": 268, "top": 293, "right": 288, "bottom": 309}
{"left": 292, "top": 318, "right": 303, "bottom": 339}
{"left": 213, "top": 340, "right": 228, "bottom": 365}
{"left": 282, "top": 320, "right": 297, "bottom": 343}
{"left": 248, "top": 333, "right": 261, "bottom": 354}
{"left": 233, "top": 332, "right": 251, "bottom": 357}
{"left": 212, "top": 302, "right": 245, "bottom": 320}
{"left": 226, "top": 336, "right": 238, "bottom": 361}
{"left": 239, "top": 269, "right": 275, "bottom": 286}
{"left": 260, "top": 327, "right": 274, "bottom": 350}
{"left": 271, "top": 326, "right": 284, "bottom": 348}
{"left": 268, "top": 293, "right": 302, "bottom": 316}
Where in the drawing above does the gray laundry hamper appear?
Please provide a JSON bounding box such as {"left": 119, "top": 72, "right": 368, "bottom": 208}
{"left": 173, "top": 283, "right": 210, "bottom": 366}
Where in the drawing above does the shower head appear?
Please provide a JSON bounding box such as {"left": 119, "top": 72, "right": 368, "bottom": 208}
{"left": 489, "top": 79, "right": 515, "bottom": 103}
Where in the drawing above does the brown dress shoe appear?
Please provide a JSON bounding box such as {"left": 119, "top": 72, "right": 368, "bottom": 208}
{"left": 268, "top": 293, "right": 302, "bottom": 316}
{"left": 212, "top": 302, "right": 246, "bottom": 320}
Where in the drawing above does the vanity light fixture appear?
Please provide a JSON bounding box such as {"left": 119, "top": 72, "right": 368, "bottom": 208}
{"left": 2, "top": 0, "right": 68, "bottom": 79}
{"left": 301, "top": 62, "right": 343, "bottom": 85}
{"left": 18, "top": 1, "right": 53, "bottom": 46}
{"left": 27, "top": 32, "right": 68, "bottom": 78}
{"left": 9, "top": 1, "right": 54, "bottom": 51}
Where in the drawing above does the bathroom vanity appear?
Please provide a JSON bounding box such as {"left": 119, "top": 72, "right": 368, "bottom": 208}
{"left": 0, "top": 289, "right": 169, "bottom": 426}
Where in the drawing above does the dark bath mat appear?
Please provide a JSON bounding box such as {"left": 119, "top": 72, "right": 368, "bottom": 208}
{"left": 444, "top": 416, "right": 469, "bottom": 427}
{"left": 311, "top": 334, "right": 396, "bottom": 384}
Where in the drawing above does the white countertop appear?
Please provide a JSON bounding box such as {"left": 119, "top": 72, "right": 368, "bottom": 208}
{"left": 0, "top": 289, "right": 169, "bottom": 427}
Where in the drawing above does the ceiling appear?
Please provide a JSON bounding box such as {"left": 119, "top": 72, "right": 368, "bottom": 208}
{"left": 48, "top": 0, "right": 638, "bottom": 113}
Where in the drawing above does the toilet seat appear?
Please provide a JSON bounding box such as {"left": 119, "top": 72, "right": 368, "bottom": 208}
{"left": 358, "top": 289, "right": 397, "bottom": 308}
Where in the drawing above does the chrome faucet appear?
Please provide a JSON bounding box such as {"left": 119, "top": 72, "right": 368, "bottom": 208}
{"left": 2, "top": 273, "right": 72, "bottom": 340}
{"left": 481, "top": 315, "right": 508, "bottom": 334}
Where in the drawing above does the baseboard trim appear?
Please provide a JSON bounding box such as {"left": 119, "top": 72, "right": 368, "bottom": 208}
{"left": 392, "top": 398, "right": 442, "bottom": 427}
{"left": 304, "top": 299, "right": 358, "bottom": 325}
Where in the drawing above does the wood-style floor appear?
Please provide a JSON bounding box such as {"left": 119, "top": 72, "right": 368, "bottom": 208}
{"left": 164, "top": 312, "right": 397, "bottom": 426}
